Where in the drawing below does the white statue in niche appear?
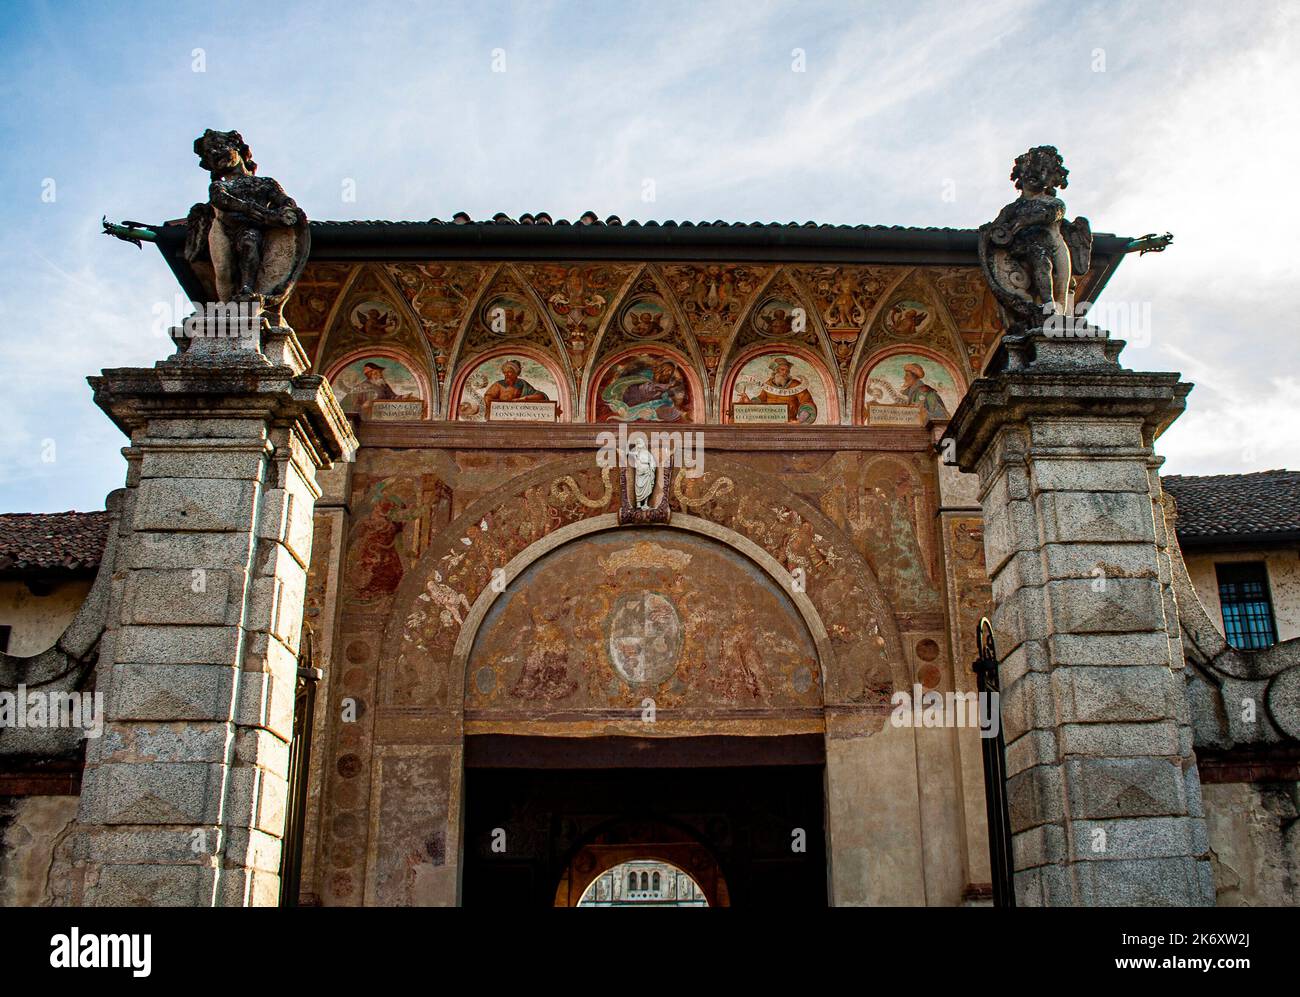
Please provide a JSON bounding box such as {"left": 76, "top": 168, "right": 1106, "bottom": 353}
{"left": 628, "top": 439, "right": 658, "bottom": 509}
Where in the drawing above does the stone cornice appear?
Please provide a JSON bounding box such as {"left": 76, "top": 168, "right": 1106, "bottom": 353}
{"left": 89, "top": 361, "right": 358, "bottom": 467}
{"left": 356, "top": 420, "right": 934, "bottom": 452}
{"left": 943, "top": 368, "right": 1191, "bottom": 474}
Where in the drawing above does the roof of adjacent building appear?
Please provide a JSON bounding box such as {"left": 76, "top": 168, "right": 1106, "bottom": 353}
{"left": 1163, "top": 470, "right": 1300, "bottom": 545}
{"left": 0, "top": 511, "right": 111, "bottom": 573}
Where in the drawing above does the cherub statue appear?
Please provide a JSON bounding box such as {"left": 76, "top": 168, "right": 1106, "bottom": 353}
{"left": 978, "top": 146, "right": 1092, "bottom": 335}
{"left": 183, "top": 128, "right": 310, "bottom": 327}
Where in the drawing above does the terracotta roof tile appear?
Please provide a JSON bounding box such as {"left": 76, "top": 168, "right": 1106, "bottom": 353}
{"left": 1163, "top": 470, "right": 1300, "bottom": 543}
{"left": 0, "top": 511, "right": 110, "bottom": 572}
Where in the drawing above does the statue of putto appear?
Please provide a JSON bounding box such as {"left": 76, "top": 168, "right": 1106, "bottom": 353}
{"left": 183, "top": 129, "right": 310, "bottom": 328}
{"left": 978, "top": 146, "right": 1093, "bottom": 335}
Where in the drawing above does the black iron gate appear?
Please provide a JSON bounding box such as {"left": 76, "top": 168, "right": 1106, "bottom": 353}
{"left": 972, "top": 616, "right": 1015, "bottom": 907}
{"left": 279, "top": 626, "right": 321, "bottom": 907}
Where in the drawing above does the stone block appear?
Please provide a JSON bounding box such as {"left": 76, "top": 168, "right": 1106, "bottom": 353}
{"left": 80, "top": 825, "right": 220, "bottom": 865}
{"left": 233, "top": 727, "right": 291, "bottom": 777}
{"left": 224, "top": 826, "right": 286, "bottom": 874}
{"left": 1042, "top": 542, "right": 1159, "bottom": 581}
{"left": 1031, "top": 457, "right": 1150, "bottom": 493}
{"left": 99, "top": 720, "right": 231, "bottom": 764}
{"left": 116, "top": 624, "right": 241, "bottom": 665}
{"left": 1000, "top": 671, "right": 1055, "bottom": 744}
{"left": 1052, "top": 666, "right": 1173, "bottom": 724}
{"left": 1005, "top": 727, "right": 1058, "bottom": 775}
{"left": 1059, "top": 721, "right": 1179, "bottom": 758}
{"left": 124, "top": 531, "right": 257, "bottom": 571}
{"left": 982, "top": 496, "right": 1040, "bottom": 575}
{"left": 235, "top": 670, "right": 295, "bottom": 741}
{"left": 225, "top": 764, "right": 288, "bottom": 835}
{"left": 1012, "top": 822, "right": 1067, "bottom": 868}
{"left": 86, "top": 862, "right": 211, "bottom": 907}
{"left": 1007, "top": 763, "right": 1066, "bottom": 832}
{"left": 1030, "top": 420, "right": 1145, "bottom": 451}
{"left": 999, "top": 639, "right": 1049, "bottom": 689}
{"left": 139, "top": 446, "right": 268, "bottom": 481}
{"left": 1046, "top": 576, "right": 1164, "bottom": 634}
{"left": 124, "top": 568, "right": 238, "bottom": 626}
{"left": 1038, "top": 490, "right": 1155, "bottom": 545}
{"left": 1221, "top": 678, "right": 1279, "bottom": 745}
{"left": 1071, "top": 856, "right": 1214, "bottom": 906}
{"left": 1063, "top": 757, "right": 1187, "bottom": 819}
{"left": 991, "top": 549, "right": 1045, "bottom": 605}
{"left": 1048, "top": 631, "right": 1172, "bottom": 668}
{"left": 99, "top": 760, "right": 224, "bottom": 824}
{"left": 108, "top": 662, "right": 237, "bottom": 722}
{"left": 133, "top": 477, "right": 258, "bottom": 533}
{"left": 145, "top": 417, "right": 272, "bottom": 440}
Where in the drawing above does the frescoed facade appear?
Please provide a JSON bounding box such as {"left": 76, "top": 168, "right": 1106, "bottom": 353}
{"left": 2, "top": 209, "right": 1298, "bottom": 911}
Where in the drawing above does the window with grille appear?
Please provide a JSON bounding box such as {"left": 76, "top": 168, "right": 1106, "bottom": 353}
{"left": 1216, "top": 562, "right": 1278, "bottom": 650}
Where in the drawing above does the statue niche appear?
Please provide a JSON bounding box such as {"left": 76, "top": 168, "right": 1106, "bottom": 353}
{"left": 619, "top": 439, "right": 672, "bottom": 526}
{"left": 978, "top": 145, "right": 1092, "bottom": 337}
{"left": 183, "top": 128, "right": 310, "bottom": 328}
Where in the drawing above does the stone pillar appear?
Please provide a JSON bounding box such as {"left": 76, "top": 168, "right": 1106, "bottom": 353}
{"left": 69, "top": 330, "right": 354, "bottom": 905}
{"left": 944, "top": 329, "right": 1215, "bottom": 906}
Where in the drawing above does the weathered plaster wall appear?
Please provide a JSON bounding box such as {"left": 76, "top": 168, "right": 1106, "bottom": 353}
{"left": 300, "top": 436, "right": 999, "bottom": 906}
{"left": 1184, "top": 547, "right": 1300, "bottom": 641}
{"left": 1202, "top": 782, "right": 1299, "bottom": 905}
{"left": 0, "top": 579, "right": 93, "bottom": 656}
{"left": 0, "top": 795, "right": 78, "bottom": 906}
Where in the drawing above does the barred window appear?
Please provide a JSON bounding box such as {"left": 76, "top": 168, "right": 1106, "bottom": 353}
{"left": 1216, "top": 562, "right": 1278, "bottom": 650}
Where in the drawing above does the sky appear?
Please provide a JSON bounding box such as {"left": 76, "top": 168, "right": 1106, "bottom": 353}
{"left": 0, "top": 0, "right": 1297, "bottom": 512}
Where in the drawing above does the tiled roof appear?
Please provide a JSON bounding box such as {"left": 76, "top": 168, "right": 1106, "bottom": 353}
{"left": 309, "top": 214, "right": 984, "bottom": 230}
{"left": 1164, "top": 470, "right": 1300, "bottom": 543}
{"left": 0, "top": 511, "right": 110, "bottom": 572}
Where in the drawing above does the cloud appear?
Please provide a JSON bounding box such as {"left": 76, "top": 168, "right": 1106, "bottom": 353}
{"left": 0, "top": 0, "right": 1295, "bottom": 508}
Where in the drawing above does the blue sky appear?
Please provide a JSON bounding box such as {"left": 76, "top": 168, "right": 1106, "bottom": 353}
{"left": 1, "top": 0, "right": 1297, "bottom": 511}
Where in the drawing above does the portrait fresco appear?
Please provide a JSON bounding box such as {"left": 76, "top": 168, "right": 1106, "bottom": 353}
{"left": 729, "top": 352, "right": 829, "bottom": 424}
{"left": 456, "top": 354, "right": 561, "bottom": 421}
{"left": 593, "top": 352, "right": 695, "bottom": 423}
{"left": 862, "top": 353, "right": 959, "bottom": 423}
{"left": 329, "top": 354, "right": 426, "bottom": 420}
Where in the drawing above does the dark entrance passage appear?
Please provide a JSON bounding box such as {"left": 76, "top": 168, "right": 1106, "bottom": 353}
{"left": 462, "top": 735, "right": 828, "bottom": 907}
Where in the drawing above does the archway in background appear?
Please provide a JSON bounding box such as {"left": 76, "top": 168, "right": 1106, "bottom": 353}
{"left": 577, "top": 859, "right": 709, "bottom": 907}
{"left": 556, "top": 817, "right": 729, "bottom": 907}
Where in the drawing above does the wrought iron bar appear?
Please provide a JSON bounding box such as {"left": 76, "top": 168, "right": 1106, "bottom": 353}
{"left": 972, "top": 617, "right": 1015, "bottom": 907}
{"left": 279, "top": 627, "right": 321, "bottom": 907}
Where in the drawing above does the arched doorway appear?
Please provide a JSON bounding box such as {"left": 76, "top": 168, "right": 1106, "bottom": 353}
{"left": 462, "top": 746, "right": 826, "bottom": 907}
{"left": 556, "top": 817, "right": 727, "bottom": 907}
{"left": 576, "top": 860, "right": 710, "bottom": 907}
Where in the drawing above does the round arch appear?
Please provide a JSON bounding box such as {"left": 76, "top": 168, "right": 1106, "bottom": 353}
{"left": 447, "top": 343, "right": 572, "bottom": 422}
{"left": 719, "top": 341, "right": 841, "bottom": 425}
{"left": 853, "top": 343, "right": 966, "bottom": 425}
{"left": 380, "top": 452, "right": 907, "bottom": 714}
{"left": 449, "top": 513, "right": 836, "bottom": 711}
{"left": 554, "top": 816, "right": 730, "bottom": 907}
{"left": 586, "top": 344, "right": 706, "bottom": 424}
